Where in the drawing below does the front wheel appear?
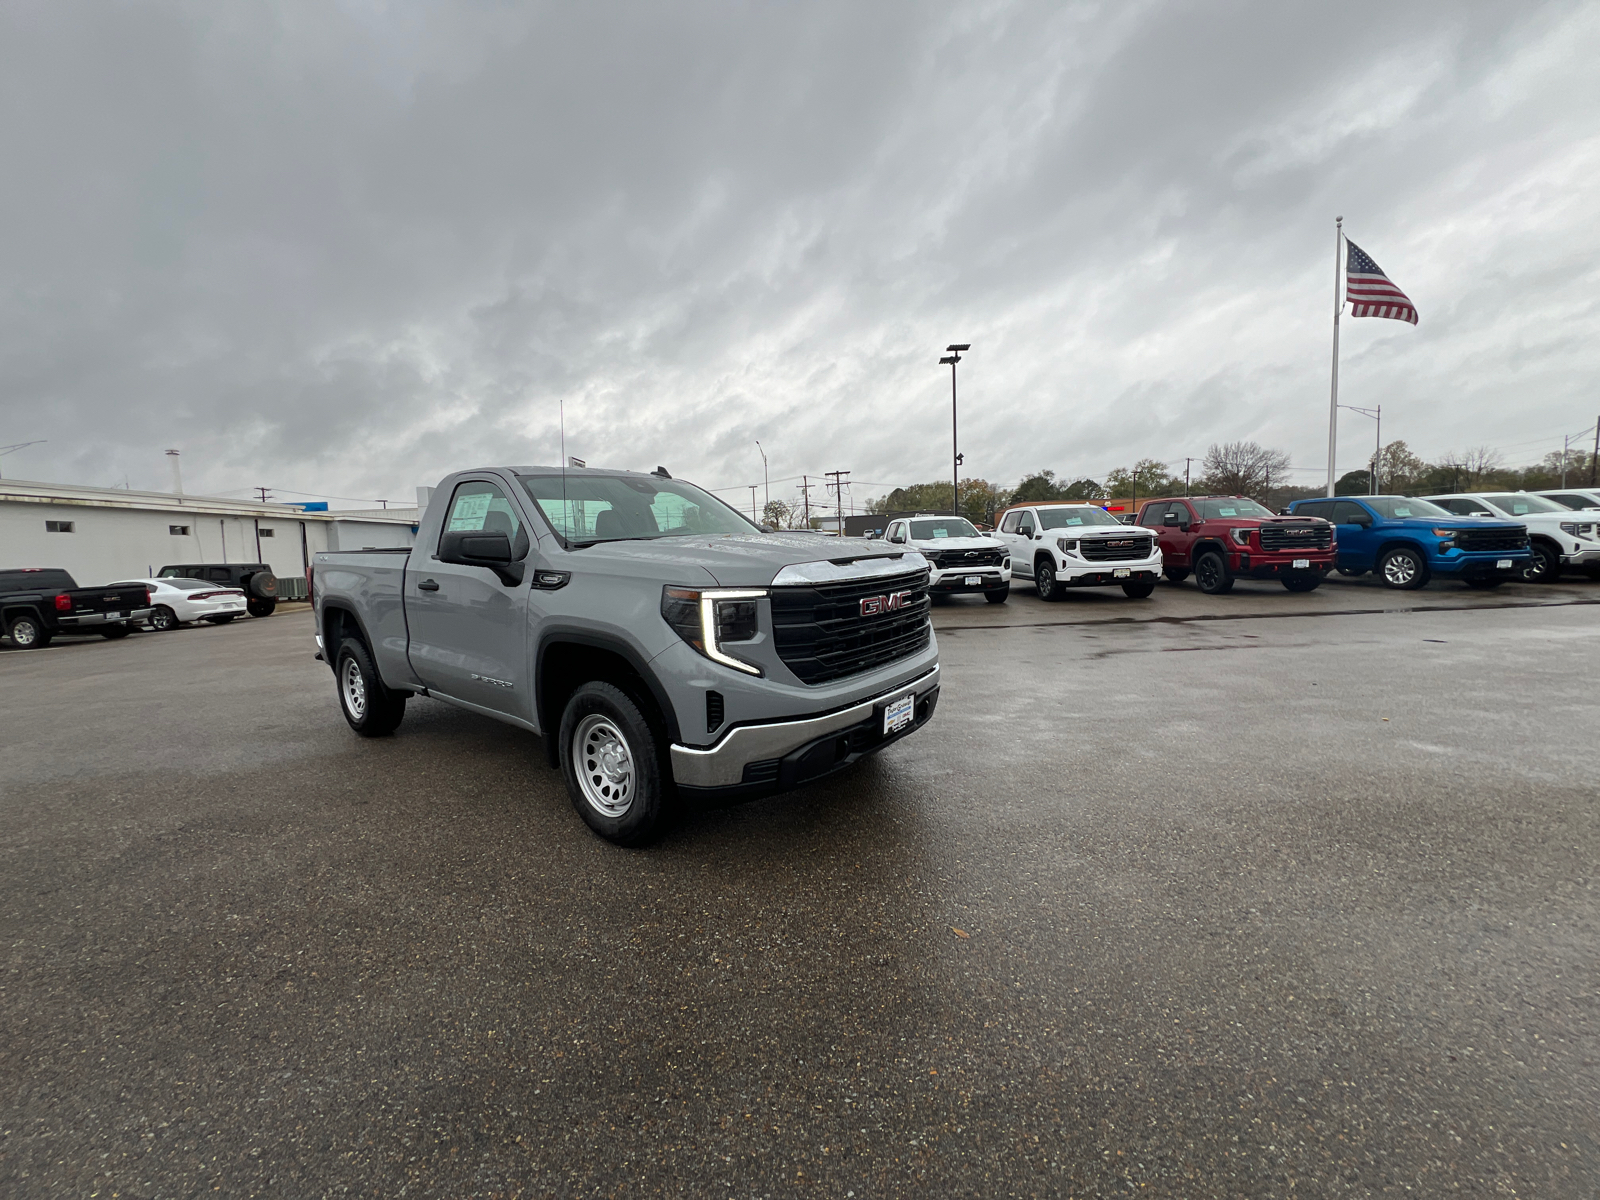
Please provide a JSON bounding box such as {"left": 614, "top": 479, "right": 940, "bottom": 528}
{"left": 1521, "top": 542, "right": 1560, "bottom": 584}
{"left": 560, "top": 682, "right": 667, "bottom": 846}
{"left": 1035, "top": 560, "right": 1061, "bottom": 601}
{"left": 6, "top": 613, "right": 52, "bottom": 649}
{"left": 1163, "top": 567, "right": 1189, "bottom": 583}
{"left": 148, "top": 606, "right": 179, "bottom": 632}
{"left": 1281, "top": 573, "right": 1321, "bottom": 593}
{"left": 100, "top": 623, "right": 133, "bottom": 639}
{"left": 984, "top": 585, "right": 1010, "bottom": 604}
{"left": 1378, "top": 547, "right": 1430, "bottom": 590}
{"left": 247, "top": 598, "right": 276, "bottom": 618}
{"left": 335, "top": 640, "right": 407, "bottom": 736}
{"left": 1194, "top": 551, "right": 1233, "bottom": 595}
{"left": 1122, "top": 581, "right": 1155, "bottom": 599}
{"left": 1337, "top": 567, "right": 1367, "bottom": 577}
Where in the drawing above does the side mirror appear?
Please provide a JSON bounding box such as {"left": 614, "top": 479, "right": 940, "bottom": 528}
{"left": 439, "top": 529, "right": 525, "bottom": 586}
{"left": 1162, "top": 512, "right": 1179, "bottom": 526}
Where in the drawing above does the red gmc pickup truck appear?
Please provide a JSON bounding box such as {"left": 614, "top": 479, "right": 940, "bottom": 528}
{"left": 1135, "top": 496, "right": 1336, "bottom": 594}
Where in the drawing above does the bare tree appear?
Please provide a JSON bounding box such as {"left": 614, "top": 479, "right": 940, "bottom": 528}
{"left": 1199, "top": 441, "right": 1291, "bottom": 500}
{"left": 1438, "top": 445, "right": 1502, "bottom": 491}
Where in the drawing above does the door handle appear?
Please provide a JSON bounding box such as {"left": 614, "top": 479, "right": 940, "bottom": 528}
{"left": 417, "top": 579, "right": 440, "bottom": 592}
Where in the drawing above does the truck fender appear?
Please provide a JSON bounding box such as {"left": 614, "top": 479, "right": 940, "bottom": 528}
{"left": 1373, "top": 536, "right": 1427, "bottom": 565}
{"left": 1191, "top": 539, "right": 1229, "bottom": 567}
{"left": 320, "top": 603, "right": 383, "bottom": 677}
{"left": 534, "top": 627, "right": 683, "bottom": 753}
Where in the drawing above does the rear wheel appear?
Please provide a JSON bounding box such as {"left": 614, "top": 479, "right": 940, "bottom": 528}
{"left": 1281, "top": 573, "right": 1321, "bottom": 593}
{"left": 1122, "top": 581, "right": 1155, "bottom": 599}
{"left": 1035, "top": 559, "right": 1061, "bottom": 601}
{"left": 984, "top": 585, "right": 1009, "bottom": 604}
{"left": 247, "top": 598, "right": 276, "bottom": 618}
{"left": 1465, "top": 576, "right": 1505, "bottom": 589}
{"left": 335, "top": 639, "right": 407, "bottom": 736}
{"left": 100, "top": 623, "right": 132, "bottom": 639}
{"left": 148, "top": 606, "right": 178, "bottom": 632}
{"left": 1378, "top": 547, "right": 1430, "bottom": 590}
{"left": 560, "top": 682, "right": 667, "bottom": 846}
{"left": 1163, "top": 567, "right": 1189, "bottom": 583}
{"left": 1194, "top": 551, "right": 1233, "bottom": 595}
{"left": 6, "top": 613, "right": 52, "bottom": 649}
{"left": 1521, "top": 541, "right": 1560, "bottom": 584}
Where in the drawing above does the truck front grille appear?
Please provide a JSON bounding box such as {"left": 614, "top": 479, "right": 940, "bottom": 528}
{"left": 1456, "top": 527, "right": 1529, "bottom": 553}
{"left": 925, "top": 548, "right": 1005, "bottom": 568}
{"left": 770, "top": 568, "right": 931, "bottom": 685}
{"left": 1079, "top": 536, "right": 1154, "bottom": 562}
{"left": 1259, "top": 523, "right": 1333, "bottom": 551}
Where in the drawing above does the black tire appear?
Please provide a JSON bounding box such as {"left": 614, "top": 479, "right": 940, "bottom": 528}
{"left": 1521, "top": 541, "right": 1560, "bottom": 584}
{"left": 6, "top": 612, "right": 52, "bottom": 649}
{"left": 334, "top": 639, "right": 407, "bottom": 737}
{"left": 1465, "top": 576, "right": 1505, "bottom": 589}
{"left": 560, "top": 681, "right": 667, "bottom": 846}
{"left": 1163, "top": 567, "right": 1189, "bottom": 583}
{"left": 1378, "top": 546, "right": 1430, "bottom": 590}
{"left": 100, "top": 623, "right": 133, "bottom": 639}
{"left": 984, "top": 585, "right": 1010, "bottom": 604}
{"left": 247, "top": 598, "right": 276, "bottom": 618}
{"left": 1586, "top": 564, "right": 1600, "bottom": 582}
{"left": 1194, "top": 551, "right": 1233, "bottom": 595}
{"left": 148, "top": 606, "right": 179, "bottom": 632}
{"left": 1035, "top": 558, "right": 1061, "bottom": 601}
{"left": 1281, "top": 573, "right": 1321, "bottom": 593}
{"left": 1337, "top": 567, "right": 1367, "bottom": 577}
{"left": 1122, "top": 581, "right": 1155, "bottom": 599}
{"left": 205, "top": 614, "right": 237, "bottom": 625}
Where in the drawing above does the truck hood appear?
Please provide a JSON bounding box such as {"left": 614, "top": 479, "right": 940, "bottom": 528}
{"left": 567, "top": 532, "right": 929, "bottom": 587}
{"left": 909, "top": 536, "right": 1005, "bottom": 552}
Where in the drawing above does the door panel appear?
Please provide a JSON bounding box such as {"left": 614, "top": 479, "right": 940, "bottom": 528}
{"left": 406, "top": 478, "right": 532, "bottom": 720}
{"left": 1331, "top": 501, "right": 1376, "bottom": 568}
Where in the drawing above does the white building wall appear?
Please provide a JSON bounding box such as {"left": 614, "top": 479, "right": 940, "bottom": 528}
{"left": 0, "top": 500, "right": 338, "bottom": 584}
{"left": 325, "top": 519, "right": 417, "bottom": 551}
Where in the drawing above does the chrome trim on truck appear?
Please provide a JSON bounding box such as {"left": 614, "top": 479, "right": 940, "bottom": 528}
{"left": 771, "top": 552, "right": 929, "bottom": 586}
{"left": 669, "top": 665, "right": 940, "bottom": 788}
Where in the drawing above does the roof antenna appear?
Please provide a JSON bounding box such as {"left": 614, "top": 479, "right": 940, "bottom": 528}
{"left": 652, "top": 465, "right": 672, "bottom": 479}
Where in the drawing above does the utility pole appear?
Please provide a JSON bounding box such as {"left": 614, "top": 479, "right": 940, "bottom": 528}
{"left": 755, "top": 441, "right": 769, "bottom": 518}
{"left": 749, "top": 485, "right": 759, "bottom": 524}
{"left": 1591, "top": 416, "right": 1599, "bottom": 488}
{"left": 1562, "top": 435, "right": 1570, "bottom": 487}
{"left": 940, "top": 344, "right": 970, "bottom": 517}
{"left": 255, "top": 486, "right": 273, "bottom": 503}
{"left": 800, "top": 475, "right": 812, "bottom": 528}
{"left": 826, "top": 470, "right": 850, "bottom": 535}
{"left": 1184, "top": 458, "right": 1193, "bottom": 496}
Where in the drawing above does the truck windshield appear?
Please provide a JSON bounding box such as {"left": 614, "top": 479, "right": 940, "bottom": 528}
{"left": 1364, "top": 497, "right": 1449, "bottom": 519}
{"left": 519, "top": 474, "right": 760, "bottom": 545}
{"left": 1482, "top": 494, "right": 1564, "bottom": 515}
{"left": 1193, "top": 498, "right": 1273, "bottom": 519}
{"left": 909, "top": 518, "right": 980, "bottom": 539}
{"left": 1036, "top": 507, "right": 1121, "bottom": 529}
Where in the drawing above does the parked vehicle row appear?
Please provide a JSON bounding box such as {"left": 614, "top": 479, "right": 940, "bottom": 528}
{"left": 1421, "top": 492, "right": 1600, "bottom": 582}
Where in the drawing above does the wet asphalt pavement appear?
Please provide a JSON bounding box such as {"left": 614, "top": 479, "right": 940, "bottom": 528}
{"left": 3, "top": 578, "right": 1598, "bottom": 1197}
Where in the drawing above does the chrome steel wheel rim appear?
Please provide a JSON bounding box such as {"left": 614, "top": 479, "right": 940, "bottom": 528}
{"left": 12, "top": 619, "right": 36, "bottom": 646}
{"left": 341, "top": 657, "right": 367, "bottom": 720}
{"left": 573, "top": 714, "right": 635, "bottom": 818}
{"left": 1383, "top": 554, "right": 1416, "bottom": 586}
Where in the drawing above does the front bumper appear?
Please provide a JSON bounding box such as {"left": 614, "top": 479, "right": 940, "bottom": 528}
{"left": 58, "top": 607, "right": 153, "bottom": 628}
{"left": 670, "top": 664, "right": 941, "bottom": 797}
{"left": 1058, "top": 558, "right": 1161, "bottom": 586}
{"left": 1229, "top": 553, "right": 1334, "bottom": 580}
{"left": 929, "top": 566, "right": 1009, "bottom": 593}
{"left": 1434, "top": 551, "right": 1532, "bottom": 579}
{"left": 1561, "top": 546, "right": 1600, "bottom": 565}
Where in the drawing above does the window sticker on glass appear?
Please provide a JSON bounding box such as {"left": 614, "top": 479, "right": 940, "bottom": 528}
{"left": 1218, "top": 507, "right": 1237, "bottom": 516}
{"left": 1065, "top": 517, "right": 1083, "bottom": 526}
{"left": 448, "top": 493, "right": 492, "bottom": 531}
{"left": 1394, "top": 506, "right": 1412, "bottom": 517}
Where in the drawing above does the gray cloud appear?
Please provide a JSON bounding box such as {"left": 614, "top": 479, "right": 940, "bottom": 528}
{"left": 2, "top": 1, "right": 1596, "bottom": 509}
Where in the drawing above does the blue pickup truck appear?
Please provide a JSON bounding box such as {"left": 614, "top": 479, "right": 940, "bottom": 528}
{"left": 1285, "top": 495, "right": 1530, "bottom": 589}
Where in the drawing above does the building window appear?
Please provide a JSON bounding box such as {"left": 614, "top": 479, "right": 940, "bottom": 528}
{"left": 45, "top": 520, "right": 74, "bottom": 533}
{"left": 259, "top": 528, "right": 275, "bottom": 537}
{"left": 169, "top": 525, "right": 190, "bottom": 536}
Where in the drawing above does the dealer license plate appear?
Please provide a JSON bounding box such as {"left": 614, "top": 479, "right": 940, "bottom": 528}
{"left": 113, "top": 611, "right": 128, "bottom": 619}
{"left": 1292, "top": 558, "right": 1310, "bottom": 569}
{"left": 883, "top": 693, "right": 915, "bottom": 735}
{"left": 1496, "top": 558, "right": 1512, "bottom": 569}
{"left": 1113, "top": 567, "right": 1131, "bottom": 578}
{"left": 964, "top": 575, "right": 982, "bottom": 586}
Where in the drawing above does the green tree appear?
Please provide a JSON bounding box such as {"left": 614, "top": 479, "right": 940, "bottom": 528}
{"left": 1105, "top": 458, "right": 1182, "bottom": 498}
{"left": 1061, "top": 478, "right": 1106, "bottom": 500}
{"left": 1010, "top": 470, "right": 1063, "bottom": 503}
{"left": 1376, "top": 440, "right": 1426, "bottom": 492}
{"left": 1335, "top": 469, "right": 1372, "bottom": 495}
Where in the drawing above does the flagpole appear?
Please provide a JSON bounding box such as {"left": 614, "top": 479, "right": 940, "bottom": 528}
{"left": 1325, "top": 216, "right": 1343, "bottom": 497}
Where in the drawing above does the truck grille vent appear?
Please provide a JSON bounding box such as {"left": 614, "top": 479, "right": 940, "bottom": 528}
{"left": 1455, "top": 527, "right": 1529, "bottom": 553}
{"left": 706, "top": 691, "right": 724, "bottom": 734}
{"left": 742, "top": 759, "right": 780, "bottom": 785}
{"left": 1259, "top": 523, "right": 1333, "bottom": 551}
{"left": 770, "top": 568, "right": 931, "bottom": 685}
{"left": 1079, "top": 536, "right": 1154, "bottom": 562}
{"left": 925, "top": 548, "right": 1005, "bottom": 568}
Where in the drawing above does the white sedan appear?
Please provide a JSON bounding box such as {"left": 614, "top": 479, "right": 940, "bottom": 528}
{"left": 110, "top": 577, "right": 249, "bottom": 631}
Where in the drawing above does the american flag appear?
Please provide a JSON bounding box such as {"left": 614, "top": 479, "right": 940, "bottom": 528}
{"left": 1345, "top": 239, "right": 1418, "bottom": 324}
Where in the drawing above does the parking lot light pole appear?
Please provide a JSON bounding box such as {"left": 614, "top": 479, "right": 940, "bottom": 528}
{"left": 942, "top": 344, "right": 969, "bottom": 517}
{"left": 1338, "top": 404, "right": 1380, "bottom": 492}
{"left": 755, "top": 440, "right": 768, "bottom": 517}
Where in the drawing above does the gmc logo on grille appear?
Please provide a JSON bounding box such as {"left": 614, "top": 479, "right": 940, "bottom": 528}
{"left": 1289, "top": 528, "right": 1314, "bottom": 535}
{"left": 860, "top": 590, "right": 913, "bottom": 617}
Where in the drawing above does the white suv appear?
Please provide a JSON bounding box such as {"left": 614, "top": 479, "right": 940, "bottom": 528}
{"left": 993, "top": 503, "right": 1162, "bottom": 600}
{"left": 882, "top": 514, "right": 1011, "bottom": 603}
{"left": 1424, "top": 491, "right": 1600, "bottom": 582}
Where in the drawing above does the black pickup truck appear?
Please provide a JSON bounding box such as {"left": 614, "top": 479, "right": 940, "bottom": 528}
{"left": 0, "top": 569, "right": 153, "bottom": 649}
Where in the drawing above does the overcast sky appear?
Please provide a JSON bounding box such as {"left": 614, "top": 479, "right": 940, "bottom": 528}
{"left": 3, "top": 1, "right": 1598, "bottom": 511}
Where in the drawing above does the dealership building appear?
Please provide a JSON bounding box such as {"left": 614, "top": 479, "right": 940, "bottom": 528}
{"left": 0, "top": 478, "right": 420, "bottom": 594}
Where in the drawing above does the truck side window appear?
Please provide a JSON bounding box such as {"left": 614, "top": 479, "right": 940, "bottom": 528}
{"left": 1140, "top": 502, "right": 1168, "bottom": 527}
{"left": 1017, "top": 513, "right": 1035, "bottom": 537}
{"left": 1331, "top": 501, "right": 1369, "bottom": 524}
{"left": 441, "top": 480, "right": 524, "bottom": 550}
{"left": 999, "top": 512, "right": 1020, "bottom": 534}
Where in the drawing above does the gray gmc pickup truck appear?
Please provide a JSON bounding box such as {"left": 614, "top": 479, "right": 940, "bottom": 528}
{"left": 313, "top": 465, "right": 940, "bottom": 844}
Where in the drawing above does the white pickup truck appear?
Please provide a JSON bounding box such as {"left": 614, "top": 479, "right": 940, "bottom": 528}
{"left": 881, "top": 514, "right": 1011, "bottom": 603}
{"left": 991, "top": 502, "right": 1162, "bottom": 600}
{"left": 1424, "top": 491, "right": 1600, "bottom": 582}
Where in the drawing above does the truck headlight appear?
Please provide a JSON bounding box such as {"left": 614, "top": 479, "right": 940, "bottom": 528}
{"left": 1056, "top": 537, "right": 1078, "bottom": 556}
{"left": 661, "top": 587, "right": 766, "bottom": 676}
{"left": 1230, "top": 528, "right": 1251, "bottom": 546}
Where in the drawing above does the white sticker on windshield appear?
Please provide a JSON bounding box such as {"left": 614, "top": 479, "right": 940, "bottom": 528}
{"left": 1394, "top": 507, "right": 1412, "bottom": 517}
{"left": 448, "top": 493, "right": 492, "bottom": 531}
{"left": 1218, "top": 507, "right": 1237, "bottom": 516}
{"left": 931, "top": 528, "right": 949, "bottom": 538}
{"left": 1066, "top": 517, "right": 1083, "bottom": 526}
